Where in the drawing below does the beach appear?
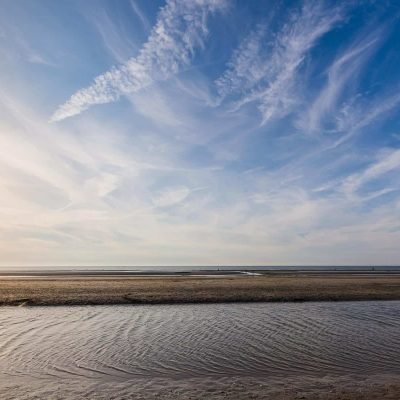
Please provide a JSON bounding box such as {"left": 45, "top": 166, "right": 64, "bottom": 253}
{"left": 3, "top": 270, "right": 400, "bottom": 399}
{"left": 1, "top": 271, "right": 400, "bottom": 306}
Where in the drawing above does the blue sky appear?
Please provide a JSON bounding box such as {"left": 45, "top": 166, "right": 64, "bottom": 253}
{"left": 1, "top": 0, "right": 400, "bottom": 267}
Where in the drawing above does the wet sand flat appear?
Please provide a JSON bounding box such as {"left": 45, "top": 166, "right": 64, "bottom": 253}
{"left": 1, "top": 298, "right": 400, "bottom": 399}
{"left": 2, "top": 273, "right": 400, "bottom": 306}
{"left": 2, "top": 374, "right": 400, "bottom": 399}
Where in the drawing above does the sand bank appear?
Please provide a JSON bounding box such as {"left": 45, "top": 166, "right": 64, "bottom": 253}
{"left": 1, "top": 272, "right": 400, "bottom": 306}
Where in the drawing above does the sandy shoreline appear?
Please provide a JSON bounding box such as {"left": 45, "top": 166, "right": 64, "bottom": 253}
{"left": 2, "top": 272, "right": 400, "bottom": 306}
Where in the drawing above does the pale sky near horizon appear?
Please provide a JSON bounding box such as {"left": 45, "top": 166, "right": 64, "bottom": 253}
{"left": 1, "top": 0, "right": 400, "bottom": 267}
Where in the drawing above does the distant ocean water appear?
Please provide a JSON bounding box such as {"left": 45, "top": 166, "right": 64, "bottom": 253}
{"left": 1, "top": 265, "right": 400, "bottom": 274}
{"left": 1, "top": 301, "right": 400, "bottom": 398}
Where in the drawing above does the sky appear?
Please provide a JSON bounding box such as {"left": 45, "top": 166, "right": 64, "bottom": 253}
{"left": 1, "top": 0, "right": 400, "bottom": 267}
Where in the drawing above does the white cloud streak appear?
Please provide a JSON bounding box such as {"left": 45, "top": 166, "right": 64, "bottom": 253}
{"left": 342, "top": 148, "right": 400, "bottom": 197}
{"left": 215, "top": 24, "right": 267, "bottom": 100}
{"left": 216, "top": 0, "right": 344, "bottom": 124}
{"left": 332, "top": 92, "right": 400, "bottom": 148}
{"left": 130, "top": 0, "right": 151, "bottom": 31}
{"left": 300, "top": 35, "right": 380, "bottom": 133}
{"left": 51, "top": 0, "right": 227, "bottom": 122}
{"left": 86, "top": 8, "right": 140, "bottom": 64}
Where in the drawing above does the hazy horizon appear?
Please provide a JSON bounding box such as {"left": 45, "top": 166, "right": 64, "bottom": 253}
{"left": 2, "top": 265, "right": 400, "bottom": 271}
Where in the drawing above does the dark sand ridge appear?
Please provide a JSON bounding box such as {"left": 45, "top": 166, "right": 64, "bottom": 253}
{"left": 2, "top": 272, "right": 400, "bottom": 306}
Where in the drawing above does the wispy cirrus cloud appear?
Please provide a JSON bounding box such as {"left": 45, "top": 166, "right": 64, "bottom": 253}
{"left": 215, "top": 0, "right": 345, "bottom": 124}
{"left": 50, "top": 0, "right": 227, "bottom": 122}
{"left": 130, "top": 0, "right": 151, "bottom": 32}
{"left": 341, "top": 148, "right": 400, "bottom": 198}
{"left": 302, "top": 87, "right": 400, "bottom": 153}
{"left": 215, "top": 24, "right": 267, "bottom": 100}
{"left": 85, "top": 7, "right": 140, "bottom": 63}
{"left": 331, "top": 91, "right": 400, "bottom": 148}
{"left": 299, "top": 34, "right": 381, "bottom": 134}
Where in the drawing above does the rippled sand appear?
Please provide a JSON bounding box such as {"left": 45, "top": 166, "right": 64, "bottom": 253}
{"left": 2, "top": 375, "right": 400, "bottom": 399}
{"left": 2, "top": 273, "right": 400, "bottom": 305}
{"left": 1, "top": 302, "right": 400, "bottom": 399}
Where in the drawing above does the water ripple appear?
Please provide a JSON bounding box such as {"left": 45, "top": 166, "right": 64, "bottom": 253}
{"left": 1, "top": 301, "right": 400, "bottom": 382}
